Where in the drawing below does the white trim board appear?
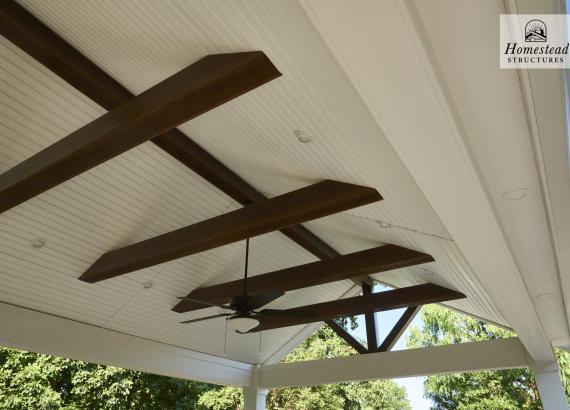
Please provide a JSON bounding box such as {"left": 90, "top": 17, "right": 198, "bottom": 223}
{"left": 0, "top": 301, "right": 534, "bottom": 391}
{"left": 0, "top": 301, "right": 253, "bottom": 387}
{"left": 258, "top": 338, "right": 529, "bottom": 388}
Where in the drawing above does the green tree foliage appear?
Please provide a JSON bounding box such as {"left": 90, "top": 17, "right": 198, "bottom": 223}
{"left": 0, "top": 323, "right": 410, "bottom": 409}
{"left": 202, "top": 325, "right": 411, "bottom": 410}
{"left": 406, "top": 305, "right": 570, "bottom": 410}
{"left": 0, "top": 347, "right": 211, "bottom": 409}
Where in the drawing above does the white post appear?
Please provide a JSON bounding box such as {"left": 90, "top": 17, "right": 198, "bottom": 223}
{"left": 532, "top": 361, "right": 568, "bottom": 409}
{"left": 243, "top": 387, "right": 268, "bottom": 410}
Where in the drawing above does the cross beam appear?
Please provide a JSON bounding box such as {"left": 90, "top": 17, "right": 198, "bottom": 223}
{"left": 173, "top": 245, "right": 432, "bottom": 313}
{"left": 0, "top": 3, "right": 280, "bottom": 214}
{"left": 80, "top": 180, "right": 381, "bottom": 282}
{"left": 258, "top": 338, "right": 529, "bottom": 387}
{"left": 253, "top": 284, "right": 464, "bottom": 332}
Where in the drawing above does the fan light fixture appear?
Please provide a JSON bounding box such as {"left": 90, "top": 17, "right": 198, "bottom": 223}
{"left": 227, "top": 316, "right": 259, "bottom": 333}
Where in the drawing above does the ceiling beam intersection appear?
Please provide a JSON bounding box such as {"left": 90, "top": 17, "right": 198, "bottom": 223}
{"left": 362, "top": 283, "right": 380, "bottom": 353}
{"left": 0, "top": 1, "right": 359, "bottom": 271}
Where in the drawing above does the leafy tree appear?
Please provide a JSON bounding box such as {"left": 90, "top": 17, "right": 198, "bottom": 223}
{"left": 0, "top": 347, "right": 211, "bottom": 409}
{"left": 406, "top": 305, "right": 570, "bottom": 410}
{"left": 0, "top": 321, "right": 410, "bottom": 409}
{"left": 202, "top": 325, "right": 411, "bottom": 410}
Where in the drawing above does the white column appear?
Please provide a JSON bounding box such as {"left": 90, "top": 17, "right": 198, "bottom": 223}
{"left": 243, "top": 387, "right": 268, "bottom": 410}
{"left": 532, "top": 361, "right": 568, "bottom": 409}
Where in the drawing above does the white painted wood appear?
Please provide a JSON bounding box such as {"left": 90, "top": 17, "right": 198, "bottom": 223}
{"left": 532, "top": 361, "right": 569, "bottom": 410}
{"left": 507, "top": 0, "right": 570, "bottom": 348}
{"left": 299, "top": 0, "right": 554, "bottom": 362}
{"left": 244, "top": 386, "right": 268, "bottom": 410}
{"left": 258, "top": 338, "right": 529, "bottom": 388}
{"left": 413, "top": 0, "right": 570, "bottom": 349}
{"left": 0, "top": 301, "right": 253, "bottom": 387}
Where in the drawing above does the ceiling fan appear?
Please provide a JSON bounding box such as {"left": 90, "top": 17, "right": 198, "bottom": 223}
{"left": 178, "top": 238, "right": 316, "bottom": 333}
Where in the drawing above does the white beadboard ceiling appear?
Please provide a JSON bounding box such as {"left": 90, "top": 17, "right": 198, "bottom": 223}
{"left": 0, "top": 0, "right": 506, "bottom": 364}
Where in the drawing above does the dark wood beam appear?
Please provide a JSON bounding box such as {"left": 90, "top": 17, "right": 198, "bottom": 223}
{"left": 172, "top": 244, "right": 432, "bottom": 313}
{"left": 362, "top": 283, "right": 379, "bottom": 353}
{"left": 0, "top": 48, "right": 280, "bottom": 214}
{"left": 252, "top": 284, "right": 464, "bottom": 332}
{"left": 80, "top": 180, "right": 381, "bottom": 283}
{"left": 0, "top": 0, "right": 363, "bottom": 269}
{"left": 378, "top": 306, "right": 420, "bottom": 352}
{"left": 326, "top": 320, "right": 367, "bottom": 354}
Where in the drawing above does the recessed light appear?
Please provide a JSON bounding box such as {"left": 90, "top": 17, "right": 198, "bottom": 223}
{"left": 30, "top": 238, "right": 46, "bottom": 249}
{"left": 536, "top": 292, "right": 553, "bottom": 299}
{"left": 294, "top": 130, "right": 312, "bottom": 144}
{"left": 143, "top": 281, "right": 153, "bottom": 290}
{"left": 501, "top": 188, "right": 529, "bottom": 201}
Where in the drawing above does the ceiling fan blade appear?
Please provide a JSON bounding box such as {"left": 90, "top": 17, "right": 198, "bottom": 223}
{"left": 257, "top": 308, "right": 317, "bottom": 318}
{"left": 180, "top": 313, "right": 232, "bottom": 324}
{"left": 249, "top": 289, "right": 285, "bottom": 309}
{"left": 176, "top": 297, "right": 233, "bottom": 310}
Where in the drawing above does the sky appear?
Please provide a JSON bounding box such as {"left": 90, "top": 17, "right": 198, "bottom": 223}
{"left": 351, "top": 289, "right": 432, "bottom": 410}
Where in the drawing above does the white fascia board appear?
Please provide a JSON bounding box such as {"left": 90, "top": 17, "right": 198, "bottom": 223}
{"left": 0, "top": 302, "right": 253, "bottom": 387}
{"left": 258, "top": 338, "right": 529, "bottom": 388}
{"left": 507, "top": 0, "right": 570, "bottom": 347}
{"left": 299, "top": 0, "right": 554, "bottom": 362}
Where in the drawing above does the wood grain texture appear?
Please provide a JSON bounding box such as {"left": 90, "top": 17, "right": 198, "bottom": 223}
{"left": 173, "top": 244, "right": 431, "bottom": 313}
{"left": 80, "top": 180, "right": 381, "bottom": 283}
{"left": 252, "top": 284, "right": 465, "bottom": 332}
{"left": 0, "top": 45, "right": 280, "bottom": 213}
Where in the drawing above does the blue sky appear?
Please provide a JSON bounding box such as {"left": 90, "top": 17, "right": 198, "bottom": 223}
{"left": 350, "top": 290, "right": 432, "bottom": 409}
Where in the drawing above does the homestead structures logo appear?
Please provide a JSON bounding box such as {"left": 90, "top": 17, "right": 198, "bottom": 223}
{"left": 525, "top": 19, "right": 547, "bottom": 42}
{"left": 500, "top": 14, "right": 569, "bottom": 68}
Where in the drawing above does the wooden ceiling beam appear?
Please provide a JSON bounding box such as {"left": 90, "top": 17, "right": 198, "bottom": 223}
{"left": 172, "top": 244, "right": 432, "bottom": 313}
{"left": 362, "top": 283, "right": 380, "bottom": 353}
{"left": 0, "top": 45, "right": 280, "bottom": 214}
{"left": 252, "top": 284, "right": 464, "bottom": 332}
{"left": 378, "top": 306, "right": 421, "bottom": 352}
{"left": 80, "top": 180, "right": 381, "bottom": 283}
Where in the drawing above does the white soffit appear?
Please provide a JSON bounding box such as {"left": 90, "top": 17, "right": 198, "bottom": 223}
{"left": 299, "top": 0, "right": 559, "bottom": 362}
{"left": 505, "top": 0, "right": 570, "bottom": 348}
{"left": 1, "top": 0, "right": 509, "bottom": 363}
{"left": 410, "top": 0, "right": 570, "bottom": 347}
